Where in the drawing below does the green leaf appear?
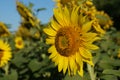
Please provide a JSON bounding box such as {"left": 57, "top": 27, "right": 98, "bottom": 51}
{"left": 0, "top": 70, "right": 18, "bottom": 80}
{"left": 98, "top": 54, "right": 113, "bottom": 69}
{"left": 36, "top": 8, "right": 46, "bottom": 12}
{"left": 100, "top": 75, "right": 118, "bottom": 80}
{"left": 93, "top": 52, "right": 101, "bottom": 65}
{"left": 28, "top": 59, "right": 41, "bottom": 72}
{"left": 98, "top": 53, "right": 120, "bottom": 69}
{"left": 11, "top": 53, "right": 28, "bottom": 67}
{"left": 103, "top": 69, "right": 120, "bottom": 77}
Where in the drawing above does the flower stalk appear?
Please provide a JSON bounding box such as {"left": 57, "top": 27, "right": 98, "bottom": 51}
{"left": 87, "top": 64, "right": 96, "bottom": 80}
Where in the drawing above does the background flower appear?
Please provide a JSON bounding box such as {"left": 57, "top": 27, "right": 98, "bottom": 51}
{"left": 0, "top": 40, "right": 12, "bottom": 67}
{"left": 0, "top": 22, "right": 11, "bottom": 37}
{"left": 15, "top": 36, "right": 24, "bottom": 49}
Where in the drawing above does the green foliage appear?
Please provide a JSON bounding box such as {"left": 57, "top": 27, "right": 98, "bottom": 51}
{"left": 0, "top": 1, "right": 120, "bottom": 80}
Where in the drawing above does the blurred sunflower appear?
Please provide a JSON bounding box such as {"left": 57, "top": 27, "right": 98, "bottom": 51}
{"left": 78, "top": 0, "right": 106, "bottom": 34}
{"left": 0, "top": 40, "right": 12, "bottom": 67}
{"left": 117, "top": 49, "right": 120, "bottom": 58}
{"left": 34, "top": 31, "right": 40, "bottom": 39}
{"left": 16, "top": 1, "right": 40, "bottom": 27}
{"left": 54, "top": 0, "right": 77, "bottom": 8}
{"left": 0, "top": 22, "right": 10, "bottom": 37}
{"left": 16, "top": 25, "right": 31, "bottom": 38}
{"left": 44, "top": 6, "right": 99, "bottom": 76}
{"left": 95, "top": 11, "right": 113, "bottom": 29}
{"left": 15, "top": 37, "right": 24, "bottom": 49}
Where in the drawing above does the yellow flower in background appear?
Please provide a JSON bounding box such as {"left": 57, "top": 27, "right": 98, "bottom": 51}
{"left": 117, "top": 49, "right": 120, "bottom": 58}
{"left": 16, "top": 25, "right": 31, "bottom": 38}
{"left": 78, "top": 1, "right": 106, "bottom": 34}
{"left": 54, "top": 0, "right": 77, "bottom": 7}
{"left": 95, "top": 11, "right": 113, "bottom": 29}
{"left": 34, "top": 31, "right": 40, "bottom": 39}
{"left": 44, "top": 6, "right": 99, "bottom": 77}
{"left": 16, "top": 1, "right": 33, "bottom": 20}
{"left": 16, "top": 1, "right": 40, "bottom": 27}
{"left": 0, "top": 40, "right": 12, "bottom": 67}
{"left": 15, "top": 37, "right": 24, "bottom": 49}
{"left": 0, "top": 22, "right": 10, "bottom": 37}
{"left": 79, "top": 0, "right": 113, "bottom": 33}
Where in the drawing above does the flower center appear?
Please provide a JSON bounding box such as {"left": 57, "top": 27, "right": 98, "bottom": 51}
{"left": 55, "top": 27, "right": 80, "bottom": 57}
{"left": 18, "top": 40, "right": 22, "bottom": 45}
{"left": 0, "top": 49, "right": 3, "bottom": 60}
{"left": 59, "top": 36, "right": 69, "bottom": 49}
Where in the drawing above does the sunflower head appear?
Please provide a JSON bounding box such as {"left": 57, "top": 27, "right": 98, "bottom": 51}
{"left": 15, "top": 36, "right": 24, "bottom": 49}
{"left": 16, "top": 25, "right": 31, "bottom": 38}
{"left": 44, "top": 6, "right": 99, "bottom": 77}
{"left": 16, "top": 1, "right": 40, "bottom": 27}
{"left": 0, "top": 22, "right": 10, "bottom": 37}
{"left": 0, "top": 40, "right": 12, "bottom": 67}
{"left": 55, "top": 27, "right": 80, "bottom": 57}
{"left": 16, "top": 1, "right": 33, "bottom": 19}
{"left": 117, "top": 49, "right": 120, "bottom": 58}
{"left": 95, "top": 11, "right": 113, "bottom": 29}
{"left": 34, "top": 31, "right": 40, "bottom": 39}
{"left": 54, "top": 0, "right": 77, "bottom": 8}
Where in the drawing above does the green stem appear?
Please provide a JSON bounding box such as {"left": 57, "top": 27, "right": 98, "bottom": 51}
{"left": 4, "top": 64, "right": 9, "bottom": 75}
{"left": 87, "top": 64, "right": 96, "bottom": 80}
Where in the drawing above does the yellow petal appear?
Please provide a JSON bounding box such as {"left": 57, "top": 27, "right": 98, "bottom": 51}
{"left": 48, "top": 45, "right": 56, "bottom": 53}
{"left": 79, "top": 48, "right": 92, "bottom": 60}
{"left": 69, "top": 56, "right": 76, "bottom": 74}
{"left": 89, "top": 37, "right": 101, "bottom": 43}
{"left": 54, "top": 7, "right": 69, "bottom": 26}
{"left": 84, "top": 59, "right": 94, "bottom": 66}
{"left": 58, "top": 56, "right": 64, "bottom": 72}
{"left": 43, "top": 27, "right": 56, "bottom": 36}
{"left": 63, "top": 6, "right": 70, "bottom": 26}
{"left": 63, "top": 57, "right": 68, "bottom": 74}
{"left": 49, "top": 51, "right": 57, "bottom": 59}
{"left": 71, "top": 6, "right": 79, "bottom": 27}
{"left": 93, "top": 24, "right": 105, "bottom": 34}
{"left": 51, "top": 54, "right": 59, "bottom": 66}
{"left": 79, "top": 15, "right": 86, "bottom": 26}
{"left": 82, "top": 32, "right": 99, "bottom": 42}
{"left": 75, "top": 52, "right": 82, "bottom": 65}
{"left": 78, "top": 61, "right": 83, "bottom": 77}
{"left": 79, "top": 48, "right": 94, "bottom": 66}
{"left": 73, "top": 63, "right": 77, "bottom": 75}
{"left": 83, "top": 43, "right": 99, "bottom": 50}
{"left": 51, "top": 20, "right": 61, "bottom": 31}
{"left": 68, "top": 65, "right": 71, "bottom": 75}
{"left": 82, "top": 32, "right": 97, "bottom": 39}
{"left": 82, "top": 20, "right": 94, "bottom": 33}
{"left": 46, "top": 37, "right": 55, "bottom": 44}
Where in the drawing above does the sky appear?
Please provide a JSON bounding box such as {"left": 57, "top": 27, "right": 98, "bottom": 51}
{"left": 0, "top": 0, "right": 55, "bottom": 31}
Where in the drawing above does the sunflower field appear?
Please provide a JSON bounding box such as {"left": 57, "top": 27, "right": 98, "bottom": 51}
{"left": 0, "top": 0, "right": 120, "bottom": 80}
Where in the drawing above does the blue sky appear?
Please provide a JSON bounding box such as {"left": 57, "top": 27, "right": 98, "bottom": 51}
{"left": 0, "top": 0, "right": 55, "bottom": 31}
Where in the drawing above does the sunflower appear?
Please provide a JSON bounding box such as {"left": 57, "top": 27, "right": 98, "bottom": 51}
{"left": 0, "top": 40, "right": 12, "bottom": 67}
{"left": 16, "top": 25, "right": 31, "bottom": 38}
{"left": 15, "top": 37, "right": 24, "bottom": 49}
{"left": 0, "top": 22, "right": 10, "bottom": 37}
{"left": 95, "top": 11, "right": 113, "bottom": 29}
{"left": 44, "top": 6, "right": 100, "bottom": 76}
{"left": 16, "top": 1, "right": 40, "bottom": 27}
{"left": 78, "top": 0, "right": 106, "bottom": 34}
{"left": 54, "top": 0, "right": 77, "bottom": 8}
